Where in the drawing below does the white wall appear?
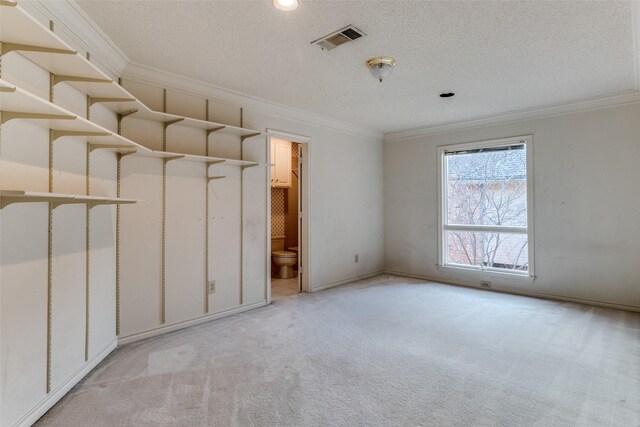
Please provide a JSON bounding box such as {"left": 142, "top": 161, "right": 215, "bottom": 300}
{"left": 115, "top": 76, "right": 385, "bottom": 342}
{"left": 384, "top": 103, "right": 640, "bottom": 309}
{"left": 244, "top": 110, "right": 385, "bottom": 291}
{"left": 0, "top": 53, "right": 119, "bottom": 426}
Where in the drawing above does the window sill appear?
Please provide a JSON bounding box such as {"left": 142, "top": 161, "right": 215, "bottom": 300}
{"left": 437, "top": 264, "right": 536, "bottom": 284}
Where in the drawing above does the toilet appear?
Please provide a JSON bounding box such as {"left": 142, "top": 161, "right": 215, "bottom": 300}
{"left": 272, "top": 251, "right": 297, "bottom": 279}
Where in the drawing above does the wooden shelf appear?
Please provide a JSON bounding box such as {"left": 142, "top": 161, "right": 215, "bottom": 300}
{"left": 0, "top": 2, "right": 135, "bottom": 102}
{"left": 0, "top": 79, "right": 75, "bottom": 123}
{"left": 122, "top": 105, "right": 264, "bottom": 139}
{"left": 0, "top": 3, "right": 264, "bottom": 140}
{"left": 1, "top": 80, "right": 140, "bottom": 153}
{"left": 132, "top": 148, "right": 264, "bottom": 167}
{"left": 0, "top": 190, "right": 138, "bottom": 208}
{"left": 0, "top": 2, "right": 74, "bottom": 56}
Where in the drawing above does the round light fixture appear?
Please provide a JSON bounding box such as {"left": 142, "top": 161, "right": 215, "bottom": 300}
{"left": 273, "top": 0, "right": 298, "bottom": 11}
{"left": 366, "top": 56, "right": 396, "bottom": 83}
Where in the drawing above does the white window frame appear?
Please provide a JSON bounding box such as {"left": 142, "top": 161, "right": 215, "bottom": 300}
{"left": 437, "top": 135, "right": 535, "bottom": 278}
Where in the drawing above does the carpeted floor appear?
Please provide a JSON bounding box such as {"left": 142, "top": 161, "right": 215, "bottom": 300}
{"left": 36, "top": 275, "right": 640, "bottom": 426}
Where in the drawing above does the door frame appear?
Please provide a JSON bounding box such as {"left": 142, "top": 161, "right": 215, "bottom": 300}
{"left": 266, "top": 129, "right": 311, "bottom": 303}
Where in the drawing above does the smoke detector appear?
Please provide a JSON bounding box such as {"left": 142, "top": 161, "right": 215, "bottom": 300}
{"left": 311, "top": 25, "right": 366, "bottom": 51}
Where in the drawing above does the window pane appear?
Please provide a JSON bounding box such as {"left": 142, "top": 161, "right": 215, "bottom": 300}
{"left": 446, "top": 231, "right": 529, "bottom": 272}
{"left": 446, "top": 148, "right": 527, "bottom": 227}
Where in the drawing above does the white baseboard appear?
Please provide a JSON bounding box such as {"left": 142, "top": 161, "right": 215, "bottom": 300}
{"left": 384, "top": 269, "right": 640, "bottom": 313}
{"left": 311, "top": 270, "right": 385, "bottom": 292}
{"left": 118, "top": 301, "right": 268, "bottom": 345}
{"left": 13, "top": 338, "right": 118, "bottom": 427}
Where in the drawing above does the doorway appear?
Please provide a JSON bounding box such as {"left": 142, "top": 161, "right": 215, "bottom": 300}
{"left": 267, "top": 130, "right": 310, "bottom": 302}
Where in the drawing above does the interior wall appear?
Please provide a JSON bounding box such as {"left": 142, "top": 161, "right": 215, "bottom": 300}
{"left": 384, "top": 103, "right": 640, "bottom": 309}
{"left": 117, "top": 80, "right": 269, "bottom": 340}
{"left": 120, "top": 74, "right": 385, "bottom": 294}
{"left": 0, "top": 53, "right": 119, "bottom": 426}
{"left": 243, "top": 112, "right": 385, "bottom": 291}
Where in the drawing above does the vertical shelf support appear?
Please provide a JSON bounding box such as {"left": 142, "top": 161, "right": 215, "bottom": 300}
{"left": 161, "top": 89, "right": 168, "bottom": 325}
{"left": 46, "top": 21, "right": 55, "bottom": 394}
{"left": 205, "top": 99, "right": 210, "bottom": 313}
{"left": 159, "top": 91, "right": 185, "bottom": 324}
{"left": 84, "top": 87, "right": 90, "bottom": 362}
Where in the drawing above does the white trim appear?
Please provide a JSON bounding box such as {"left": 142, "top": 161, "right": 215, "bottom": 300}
{"left": 267, "top": 131, "right": 312, "bottom": 294}
{"left": 21, "top": 0, "right": 640, "bottom": 139}
{"left": 436, "top": 264, "right": 533, "bottom": 282}
{"left": 117, "top": 301, "right": 267, "bottom": 345}
{"left": 383, "top": 270, "right": 640, "bottom": 313}
{"left": 384, "top": 90, "right": 640, "bottom": 142}
{"left": 12, "top": 338, "right": 117, "bottom": 427}
{"left": 311, "top": 270, "right": 384, "bottom": 292}
{"left": 123, "top": 62, "right": 382, "bottom": 142}
{"left": 443, "top": 224, "right": 527, "bottom": 234}
{"left": 19, "top": 0, "right": 129, "bottom": 79}
{"left": 633, "top": 0, "right": 640, "bottom": 90}
{"left": 437, "top": 135, "right": 535, "bottom": 277}
{"left": 266, "top": 129, "right": 312, "bottom": 144}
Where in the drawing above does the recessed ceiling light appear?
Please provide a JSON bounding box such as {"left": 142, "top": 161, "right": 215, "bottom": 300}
{"left": 440, "top": 92, "right": 455, "bottom": 98}
{"left": 273, "top": 0, "right": 299, "bottom": 11}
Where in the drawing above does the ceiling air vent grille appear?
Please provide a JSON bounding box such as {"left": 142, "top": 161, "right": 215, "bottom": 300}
{"left": 311, "top": 25, "right": 366, "bottom": 51}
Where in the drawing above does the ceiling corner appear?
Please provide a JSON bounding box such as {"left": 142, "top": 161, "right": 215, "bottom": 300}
{"left": 20, "top": 0, "right": 130, "bottom": 79}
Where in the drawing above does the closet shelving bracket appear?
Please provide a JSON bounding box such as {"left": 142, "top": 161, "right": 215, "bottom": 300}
{"left": 89, "top": 143, "right": 137, "bottom": 154}
{"left": 89, "top": 97, "right": 136, "bottom": 107}
{"left": 0, "top": 111, "right": 75, "bottom": 125}
{"left": 206, "top": 126, "right": 225, "bottom": 137}
{"left": 163, "top": 118, "right": 184, "bottom": 129}
{"left": 207, "top": 176, "right": 226, "bottom": 182}
{"left": 52, "top": 130, "right": 110, "bottom": 141}
{"left": 1, "top": 43, "right": 76, "bottom": 56}
{"left": 241, "top": 132, "right": 262, "bottom": 141}
{"left": 53, "top": 75, "right": 111, "bottom": 85}
{"left": 206, "top": 160, "right": 226, "bottom": 166}
{"left": 164, "top": 155, "right": 185, "bottom": 162}
{"left": 241, "top": 163, "right": 261, "bottom": 170}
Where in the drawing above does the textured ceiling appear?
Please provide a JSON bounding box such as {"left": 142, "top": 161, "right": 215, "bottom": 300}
{"left": 76, "top": 1, "right": 636, "bottom": 133}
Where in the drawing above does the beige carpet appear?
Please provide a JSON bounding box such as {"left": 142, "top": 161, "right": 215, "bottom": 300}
{"left": 36, "top": 275, "right": 640, "bottom": 426}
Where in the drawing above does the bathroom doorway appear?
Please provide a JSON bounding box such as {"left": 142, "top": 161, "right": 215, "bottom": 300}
{"left": 268, "top": 130, "right": 310, "bottom": 301}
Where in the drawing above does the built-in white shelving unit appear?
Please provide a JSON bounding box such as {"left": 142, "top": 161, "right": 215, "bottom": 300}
{"left": 1, "top": 1, "right": 264, "bottom": 157}
{"left": 0, "top": 2, "right": 269, "bottom": 425}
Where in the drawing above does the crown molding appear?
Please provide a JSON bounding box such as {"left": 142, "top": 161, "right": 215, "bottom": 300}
{"left": 19, "top": 0, "right": 129, "bottom": 79}
{"left": 633, "top": 0, "right": 640, "bottom": 90}
{"left": 384, "top": 90, "right": 640, "bottom": 142}
{"left": 122, "top": 62, "right": 382, "bottom": 142}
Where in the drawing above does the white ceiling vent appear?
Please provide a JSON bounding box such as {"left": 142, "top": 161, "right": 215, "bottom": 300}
{"left": 311, "top": 25, "right": 366, "bottom": 51}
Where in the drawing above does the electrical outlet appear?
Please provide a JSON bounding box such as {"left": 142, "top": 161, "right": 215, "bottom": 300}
{"left": 354, "top": 254, "right": 359, "bottom": 263}
{"left": 208, "top": 280, "right": 216, "bottom": 293}
{"left": 480, "top": 281, "right": 491, "bottom": 288}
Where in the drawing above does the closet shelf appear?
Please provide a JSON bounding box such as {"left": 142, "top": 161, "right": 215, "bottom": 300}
{"left": 0, "top": 2, "right": 135, "bottom": 101}
{"left": 1, "top": 80, "right": 141, "bottom": 153}
{"left": 0, "top": 3, "right": 264, "bottom": 140}
{"left": 0, "top": 190, "right": 139, "bottom": 209}
{"left": 133, "top": 148, "right": 264, "bottom": 167}
{"left": 120, "top": 103, "right": 264, "bottom": 138}
{"left": 0, "top": 79, "right": 75, "bottom": 123}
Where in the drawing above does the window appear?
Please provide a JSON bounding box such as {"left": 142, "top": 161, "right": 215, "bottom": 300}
{"left": 438, "top": 136, "right": 534, "bottom": 276}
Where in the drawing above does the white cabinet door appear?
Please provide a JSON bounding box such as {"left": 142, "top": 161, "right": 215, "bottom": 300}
{"left": 272, "top": 139, "right": 291, "bottom": 188}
